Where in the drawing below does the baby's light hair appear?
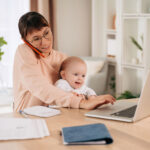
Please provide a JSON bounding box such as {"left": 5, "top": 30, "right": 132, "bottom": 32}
{"left": 59, "top": 56, "right": 86, "bottom": 78}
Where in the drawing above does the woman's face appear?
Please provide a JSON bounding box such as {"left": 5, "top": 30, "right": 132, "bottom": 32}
{"left": 26, "top": 27, "right": 52, "bottom": 56}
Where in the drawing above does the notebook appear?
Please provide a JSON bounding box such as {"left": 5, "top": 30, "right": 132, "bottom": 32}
{"left": 23, "top": 106, "right": 61, "bottom": 117}
{"left": 85, "top": 70, "right": 150, "bottom": 122}
{"left": 62, "top": 123, "right": 113, "bottom": 145}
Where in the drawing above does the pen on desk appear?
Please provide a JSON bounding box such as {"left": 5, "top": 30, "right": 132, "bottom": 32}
{"left": 19, "top": 110, "right": 28, "bottom": 118}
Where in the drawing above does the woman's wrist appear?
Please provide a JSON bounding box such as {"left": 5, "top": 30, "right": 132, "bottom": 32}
{"left": 79, "top": 99, "right": 86, "bottom": 109}
{"left": 79, "top": 97, "right": 94, "bottom": 109}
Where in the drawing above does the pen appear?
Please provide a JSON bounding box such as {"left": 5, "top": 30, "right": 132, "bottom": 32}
{"left": 19, "top": 110, "right": 28, "bottom": 118}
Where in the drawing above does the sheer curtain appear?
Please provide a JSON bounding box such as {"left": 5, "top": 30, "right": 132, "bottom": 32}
{"left": 0, "top": 0, "right": 30, "bottom": 88}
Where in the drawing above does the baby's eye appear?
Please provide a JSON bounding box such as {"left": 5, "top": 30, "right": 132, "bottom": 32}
{"left": 82, "top": 75, "right": 85, "bottom": 78}
{"left": 74, "top": 73, "right": 78, "bottom": 76}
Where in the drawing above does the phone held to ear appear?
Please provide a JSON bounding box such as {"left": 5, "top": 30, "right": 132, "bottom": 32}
{"left": 23, "top": 39, "right": 45, "bottom": 58}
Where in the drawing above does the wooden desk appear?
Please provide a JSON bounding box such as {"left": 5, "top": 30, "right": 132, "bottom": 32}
{"left": 0, "top": 107, "right": 150, "bottom": 150}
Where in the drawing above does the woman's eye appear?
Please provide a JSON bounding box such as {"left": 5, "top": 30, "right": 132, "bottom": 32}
{"left": 44, "top": 31, "right": 49, "bottom": 38}
{"left": 33, "top": 37, "right": 40, "bottom": 41}
{"left": 45, "top": 31, "right": 49, "bottom": 35}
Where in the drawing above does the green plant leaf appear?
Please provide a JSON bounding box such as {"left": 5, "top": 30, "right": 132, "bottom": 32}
{"left": 0, "top": 37, "right": 7, "bottom": 61}
{"left": 0, "top": 37, "right": 7, "bottom": 47}
{"left": 141, "top": 35, "right": 143, "bottom": 43}
{"left": 0, "top": 51, "right": 4, "bottom": 55}
{"left": 116, "top": 90, "right": 139, "bottom": 100}
{"left": 111, "top": 76, "right": 115, "bottom": 81}
{"left": 0, "top": 54, "right": 2, "bottom": 61}
{"left": 130, "top": 36, "right": 143, "bottom": 51}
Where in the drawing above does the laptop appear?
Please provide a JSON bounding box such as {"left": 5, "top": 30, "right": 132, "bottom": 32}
{"left": 85, "top": 71, "right": 150, "bottom": 122}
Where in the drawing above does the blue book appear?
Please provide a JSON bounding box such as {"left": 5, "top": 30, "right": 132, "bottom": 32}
{"left": 62, "top": 123, "right": 113, "bottom": 145}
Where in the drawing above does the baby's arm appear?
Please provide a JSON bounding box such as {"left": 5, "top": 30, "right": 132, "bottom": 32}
{"left": 85, "top": 86, "right": 97, "bottom": 99}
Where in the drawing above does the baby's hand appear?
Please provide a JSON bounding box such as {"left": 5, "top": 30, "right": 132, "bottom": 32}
{"left": 78, "top": 94, "right": 86, "bottom": 100}
{"left": 71, "top": 92, "right": 78, "bottom": 96}
{"left": 71, "top": 92, "right": 86, "bottom": 100}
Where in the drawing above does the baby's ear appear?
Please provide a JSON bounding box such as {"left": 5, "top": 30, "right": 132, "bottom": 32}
{"left": 60, "top": 70, "right": 66, "bottom": 79}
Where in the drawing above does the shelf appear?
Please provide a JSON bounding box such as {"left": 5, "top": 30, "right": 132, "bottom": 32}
{"left": 123, "top": 19, "right": 145, "bottom": 64}
{"left": 107, "top": 56, "right": 116, "bottom": 66}
{"left": 122, "top": 63, "right": 144, "bottom": 70}
{"left": 123, "top": 13, "right": 150, "bottom": 19}
{"left": 123, "top": 0, "right": 150, "bottom": 15}
{"left": 107, "top": 56, "right": 116, "bottom": 62}
{"left": 106, "top": 29, "right": 117, "bottom": 35}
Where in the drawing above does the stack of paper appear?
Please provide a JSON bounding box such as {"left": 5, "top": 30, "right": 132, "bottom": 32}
{"left": 0, "top": 118, "right": 49, "bottom": 140}
{"left": 23, "top": 106, "right": 61, "bottom": 117}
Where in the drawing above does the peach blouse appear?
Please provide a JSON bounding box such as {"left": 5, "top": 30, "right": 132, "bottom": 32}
{"left": 13, "top": 44, "right": 82, "bottom": 111}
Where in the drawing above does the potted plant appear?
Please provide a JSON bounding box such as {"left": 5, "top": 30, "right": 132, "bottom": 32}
{"left": 117, "top": 90, "right": 140, "bottom": 100}
{"left": 0, "top": 37, "right": 7, "bottom": 61}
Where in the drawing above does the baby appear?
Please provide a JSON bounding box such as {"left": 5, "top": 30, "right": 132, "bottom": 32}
{"left": 55, "top": 56, "right": 96, "bottom": 99}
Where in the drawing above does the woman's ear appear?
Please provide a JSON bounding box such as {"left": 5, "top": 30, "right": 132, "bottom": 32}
{"left": 60, "top": 70, "right": 66, "bottom": 79}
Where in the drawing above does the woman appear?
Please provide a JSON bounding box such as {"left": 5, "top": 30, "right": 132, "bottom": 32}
{"left": 13, "top": 12, "right": 115, "bottom": 111}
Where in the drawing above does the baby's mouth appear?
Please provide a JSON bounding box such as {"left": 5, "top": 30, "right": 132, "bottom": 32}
{"left": 75, "top": 82, "right": 81, "bottom": 85}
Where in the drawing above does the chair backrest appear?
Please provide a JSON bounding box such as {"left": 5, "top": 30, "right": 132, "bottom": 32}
{"left": 80, "top": 57, "right": 108, "bottom": 95}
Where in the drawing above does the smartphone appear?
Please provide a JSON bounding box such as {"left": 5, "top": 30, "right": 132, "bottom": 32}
{"left": 23, "top": 39, "right": 45, "bottom": 58}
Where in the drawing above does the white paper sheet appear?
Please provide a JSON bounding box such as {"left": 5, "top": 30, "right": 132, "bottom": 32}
{"left": 0, "top": 118, "right": 49, "bottom": 140}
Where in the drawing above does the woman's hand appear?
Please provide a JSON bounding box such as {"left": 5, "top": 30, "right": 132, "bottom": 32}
{"left": 79, "top": 94, "right": 116, "bottom": 110}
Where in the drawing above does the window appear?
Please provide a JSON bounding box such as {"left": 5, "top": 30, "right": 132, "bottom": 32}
{"left": 0, "top": 0, "right": 30, "bottom": 88}
{"left": 0, "top": 0, "right": 30, "bottom": 110}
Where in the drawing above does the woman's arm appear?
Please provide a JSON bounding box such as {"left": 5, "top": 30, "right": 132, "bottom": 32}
{"left": 79, "top": 94, "right": 116, "bottom": 110}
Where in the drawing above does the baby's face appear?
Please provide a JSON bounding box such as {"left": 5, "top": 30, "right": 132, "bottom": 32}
{"left": 62, "top": 62, "right": 87, "bottom": 89}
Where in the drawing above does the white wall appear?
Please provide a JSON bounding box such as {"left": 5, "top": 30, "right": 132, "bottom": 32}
{"left": 55, "top": 0, "right": 91, "bottom": 56}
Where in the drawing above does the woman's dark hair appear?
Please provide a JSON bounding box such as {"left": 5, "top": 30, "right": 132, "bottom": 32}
{"left": 18, "top": 12, "right": 49, "bottom": 39}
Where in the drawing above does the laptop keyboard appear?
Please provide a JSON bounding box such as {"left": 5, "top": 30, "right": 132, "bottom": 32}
{"left": 111, "top": 105, "right": 137, "bottom": 118}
